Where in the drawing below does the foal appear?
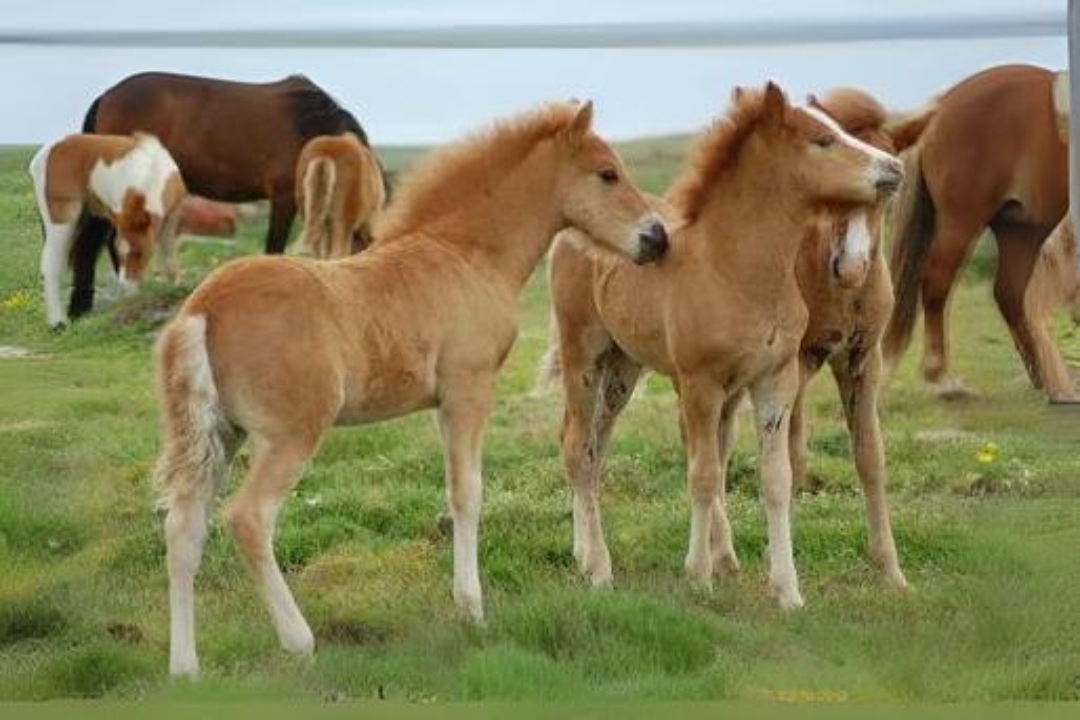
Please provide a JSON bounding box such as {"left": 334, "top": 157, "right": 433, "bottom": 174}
{"left": 549, "top": 84, "right": 901, "bottom": 607}
{"left": 155, "top": 101, "right": 668, "bottom": 677}
{"left": 295, "top": 132, "right": 387, "bottom": 258}
{"left": 788, "top": 88, "right": 907, "bottom": 587}
{"left": 29, "top": 133, "right": 186, "bottom": 327}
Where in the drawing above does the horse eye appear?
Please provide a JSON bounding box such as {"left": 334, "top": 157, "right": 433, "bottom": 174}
{"left": 812, "top": 135, "right": 836, "bottom": 149}
{"left": 598, "top": 168, "right": 619, "bottom": 184}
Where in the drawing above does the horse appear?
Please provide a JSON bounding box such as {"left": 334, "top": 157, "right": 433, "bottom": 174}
{"left": 178, "top": 196, "right": 237, "bottom": 239}
{"left": 545, "top": 83, "right": 902, "bottom": 609}
{"left": 1023, "top": 212, "right": 1080, "bottom": 401}
{"left": 153, "top": 100, "right": 669, "bottom": 677}
{"left": 786, "top": 88, "right": 909, "bottom": 588}
{"left": 295, "top": 132, "right": 387, "bottom": 258}
{"left": 28, "top": 132, "right": 186, "bottom": 327}
{"left": 882, "top": 64, "right": 1071, "bottom": 399}
{"left": 71, "top": 71, "right": 378, "bottom": 318}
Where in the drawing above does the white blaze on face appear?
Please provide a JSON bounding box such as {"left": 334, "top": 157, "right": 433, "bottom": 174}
{"left": 801, "top": 105, "right": 899, "bottom": 183}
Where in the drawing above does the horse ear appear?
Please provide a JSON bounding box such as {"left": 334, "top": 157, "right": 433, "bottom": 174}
{"left": 763, "top": 81, "right": 788, "bottom": 127}
{"left": 565, "top": 100, "right": 594, "bottom": 151}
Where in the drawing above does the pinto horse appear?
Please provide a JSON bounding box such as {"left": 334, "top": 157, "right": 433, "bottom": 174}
{"left": 71, "top": 71, "right": 378, "bottom": 318}
{"left": 29, "top": 133, "right": 186, "bottom": 327}
{"left": 154, "top": 100, "right": 669, "bottom": 677}
{"left": 546, "top": 83, "right": 901, "bottom": 608}
{"left": 882, "top": 64, "right": 1070, "bottom": 399}
{"left": 295, "top": 132, "right": 387, "bottom": 258}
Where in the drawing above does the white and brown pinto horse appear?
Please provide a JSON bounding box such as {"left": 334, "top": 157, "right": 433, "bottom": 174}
{"left": 29, "top": 133, "right": 185, "bottom": 327}
{"left": 295, "top": 132, "right": 387, "bottom": 258}
{"left": 154, "top": 101, "right": 668, "bottom": 677}
{"left": 546, "top": 84, "right": 902, "bottom": 608}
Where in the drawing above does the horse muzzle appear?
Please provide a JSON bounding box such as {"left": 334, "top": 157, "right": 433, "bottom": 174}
{"left": 634, "top": 221, "right": 669, "bottom": 264}
{"left": 873, "top": 160, "right": 904, "bottom": 198}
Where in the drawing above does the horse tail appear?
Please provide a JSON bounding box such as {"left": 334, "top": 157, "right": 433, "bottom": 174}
{"left": 885, "top": 101, "right": 938, "bottom": 152}
{"left": 299, "top": 157, "right": 336, "bottom": 257}
{"left": 531, "top": 309, "right": 564, "bottom": 397}
{"left": 882, "top": 148, "right": 936, "bottom": 367}
{"left": 1023, "top": 215, "right": 1080, "bottom": 400}
{"left": 154, "top": 314, "right": 230, "bottom": 517}
{"left": 82, "top": 96, "right": 102, "bottom": 133}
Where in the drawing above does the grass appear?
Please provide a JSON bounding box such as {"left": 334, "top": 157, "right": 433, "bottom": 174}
{"left": 0, "top": 140, "right": 1079, "bottom": 702}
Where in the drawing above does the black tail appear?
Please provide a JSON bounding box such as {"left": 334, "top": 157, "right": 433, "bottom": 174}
{"left": 882, "top": 150, "right": 937, "bottom": 366}
{"left": 82, "top": 96, "right": 101, "bottom": 133}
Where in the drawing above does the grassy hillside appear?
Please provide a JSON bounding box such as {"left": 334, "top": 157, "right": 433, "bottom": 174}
{"left": 0, "top": 141, "right": 1078, "bottom": 702}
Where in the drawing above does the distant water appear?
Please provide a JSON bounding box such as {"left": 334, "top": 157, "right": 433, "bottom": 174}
{"left": 0, "top": 35, "right": 1066, "bottom": 146}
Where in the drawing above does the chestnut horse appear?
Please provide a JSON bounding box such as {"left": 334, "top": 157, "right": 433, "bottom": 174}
{"left": 29, "top": 133, "right": 186, "bottom": 327}
{"left": 295, "top": 132, "right": 387, "bottom": 258}
{"left": 71, "top": 71, "right": 378, "bottom": 318}
{"left": 154, "top": 100, "right": 669, "bottom": 677}
{"left": 546, "top": 84, "right": 901, "bottom": 608}
{"left": 883, "top": 64, "right": 1070, "bottom": 398}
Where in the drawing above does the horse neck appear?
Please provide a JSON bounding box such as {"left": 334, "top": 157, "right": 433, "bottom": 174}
{"left": 421, "top": 146, "right": 563, "bottom": 290}
{"left": 689, "top": 149, "right": 817, "bottom": 286}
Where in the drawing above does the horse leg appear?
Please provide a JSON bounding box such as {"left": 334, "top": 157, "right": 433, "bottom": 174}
{"left": 830, "top": 346, "right": 907, "bottom": 589}
{"left": 265, "top": 195, "right": 297, "bottom": 254}
{"left": 678, "top": 374, "right": 725, "bottom": 587}
{"left": 40, "top": 220, "right": 76, "bottom": 327}
{"left": 436, "top": 382, "right": 494, "bottom": 622}
{"left": 157, "top": 207, "right": 184, "bottom": 283}
{"left": 993, "top": 223, "right": 1058, "bottom": 393}
{"left": 709, "top": 393, "right": 742, "bottom": 577}
{"left": 222, "top": 433, "right": 320, "bottom": 655}
{"left": 789, "top": 366, "right": 812, "bottom": 493}
{"left": 68, "top": 215, "right": 114, "bottom": 319}
{"left": 919, "top": 219, "right": 982, "bottom": 393}
{"left": 749, "top": 362, "right": 803, "bottom": 609}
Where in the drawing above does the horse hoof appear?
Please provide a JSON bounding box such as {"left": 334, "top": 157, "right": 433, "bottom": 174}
{"left": 932, "top": 377, "right": 979, "bottom": 401}
{"left": 713, "top": 553, "right": 741, "bottom": 577}
{"left": 775, "top": 588, "right": 805, "bottom": 611}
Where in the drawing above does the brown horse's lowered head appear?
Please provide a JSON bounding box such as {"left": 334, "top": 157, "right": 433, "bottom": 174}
{"left": 807, "top": 88, "right": 900, "bottom": 288}
{"left": 554, "top": 101, "right": 669, "bottom": 263}
{"left": 112, "top": 189, "right": 156, "bottom": 284}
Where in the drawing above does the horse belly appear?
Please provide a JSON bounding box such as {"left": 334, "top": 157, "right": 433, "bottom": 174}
{"left": 336, "top": 368, "right": 438, "bottom": 424}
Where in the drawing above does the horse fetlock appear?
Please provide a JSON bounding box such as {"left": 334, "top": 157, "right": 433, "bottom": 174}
{"left": 278, "top": 620, "right": 316, "bottom": 656}
{"left": 454, "top": 588, "right": 485, "bottom": 626}
{"left": 771, "top": 578, "right": 805, "bottom": 610}
{"left": 712, "top": 550, "right": 741, "bottom": 577}
{"left": 169, "top": 655, "right": 200, "bottom": 680}
{"left": 684, "top": 549, "right": 714, "bottom": 588}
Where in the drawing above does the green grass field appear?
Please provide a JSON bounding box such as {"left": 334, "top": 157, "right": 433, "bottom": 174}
{"left": 0, "top": 140, "right": 1078, "bottom": 703}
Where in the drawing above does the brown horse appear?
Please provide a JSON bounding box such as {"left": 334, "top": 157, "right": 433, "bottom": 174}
{"left": 29, "top": 133, "right": 186, "bottom": 326}
{"left": 788, "top": 88, "right": 908, "bottom": 588}
{"left": 547, "top": 83, "right": 901, "bottom": 608}
{"left": 154, "top": 100, "right": 668, "bottom": 677}
{"left": 71, "top": 71, "right": 379, "bottom": 318}
{"left": 295, "top": 132, "right": 387, "bottom": 258}
{"left": 883, "top": 64, "right": 1070, "bottom": 399}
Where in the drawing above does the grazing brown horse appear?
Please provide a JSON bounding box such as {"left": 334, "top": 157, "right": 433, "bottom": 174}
{"left": 178, "top": 197, "right": 237, "bottom": 239}
{"left": 1024, "top": 213, "right": 1080, "bottom": 401}
{"left": 546, "top": 84, "right": 901, "bottom": 608}
{"left": 154, "top": 100, "right": 669, "bottom": 677}
{"left": 71, "top": 71, "right": 378, "bottom": 318}
{"left": 883, "top": 64, "right": 1070, "bottom": 398}
{"left": 788, "top": 88, "right": 907, "bottom": 588}
{"left": 29, "top": 133, "right": 186, "bottom": 326}
{"left": 295, "top": 132, "right": 387, "bottom": 258}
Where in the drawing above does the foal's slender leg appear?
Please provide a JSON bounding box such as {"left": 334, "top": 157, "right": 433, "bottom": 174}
{"left": 830, "top": 346, "right": 907, "bottom": 589}
{"left": 436, "top": 382, "right": 494, "bottom": 622}
{"left": 222, "top": 433, "right": 321, "bottom": 655}
{"left": 750, "top": 362, "right": 803, "bottom": 609}
{"left": 678, "top": 374, "right": 725, "bottom": 586}
{"left": 157, "top": 208, "right": 184, "bottom": 283}
{"left": 992, "top": 223, "right": 1054, "bottom": 391}
{"left": 709, "top": 393, "right": 741, "bottom": 577}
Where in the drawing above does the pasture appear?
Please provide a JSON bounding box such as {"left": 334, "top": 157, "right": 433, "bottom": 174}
{"left": 0, "top": 139, "right": 1078, "bottom": 702}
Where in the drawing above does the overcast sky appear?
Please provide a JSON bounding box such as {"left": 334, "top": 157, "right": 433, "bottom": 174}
{"left": 0, "top": 1, "right": 1068, "bottom": 145}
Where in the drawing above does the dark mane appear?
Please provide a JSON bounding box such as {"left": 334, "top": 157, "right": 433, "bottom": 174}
{"left": 665, "top": 87, "right": 776, "bottom": 223}
{"left": 287, "top": 77, "right": 369, "bottom": 146}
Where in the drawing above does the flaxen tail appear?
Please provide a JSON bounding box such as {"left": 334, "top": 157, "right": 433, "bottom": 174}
{"left": 882, "top": 148, "right": 936, "bottom": 368}
{"left": 154, "top": 315, "right": 231, "bottom": 512}
{"left": 299, "top": 157, "right": 336, "bottom": 258}
{"left": 531, "top": 311, "right": 563, "bottom": 397}
{"left": 1023, "top": 215, "right": 1080, "bottom": 401}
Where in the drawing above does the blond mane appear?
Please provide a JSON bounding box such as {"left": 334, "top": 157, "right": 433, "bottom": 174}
{"left": 376, "top": 102, "right": 581, "bottom": 242}
{"left": 665, "top": 88, "right": 775, "bottom": 223}
{"left": 811, "top": 88, "right": 887, "bottom": 135}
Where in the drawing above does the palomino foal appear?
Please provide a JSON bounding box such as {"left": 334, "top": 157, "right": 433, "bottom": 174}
{"left": 29, "top": 133, "right": 186, "bottom": 326}
{"left": 155, "top": 101, "right": 668, "bottom": 677}
{"left": 787, "top": 88, "right": 908, "bottom": 588}
{"left": 295, "top": 132, "right": 387, "bottom": 258}
{"left": 548, "top": 84, "right": 901, "bottom": 608}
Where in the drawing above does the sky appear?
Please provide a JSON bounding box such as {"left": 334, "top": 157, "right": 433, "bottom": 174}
{"left": 0, "top": 1, "right": 1068, "bottom": 146}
